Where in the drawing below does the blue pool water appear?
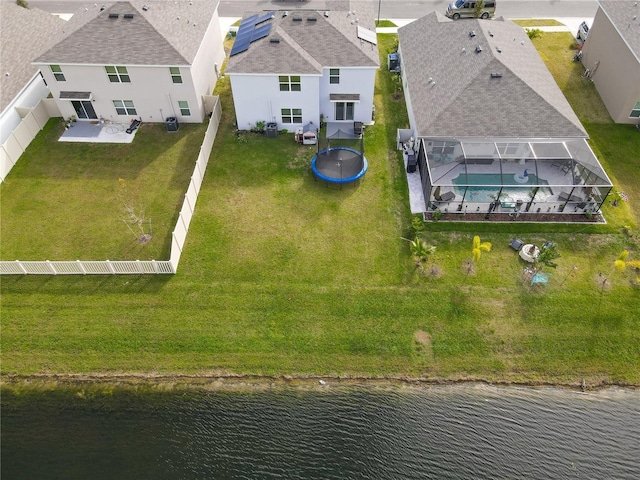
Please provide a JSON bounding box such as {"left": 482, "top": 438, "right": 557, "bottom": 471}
{"left": 451, "top": 173, "right": 551, "bottom": 202}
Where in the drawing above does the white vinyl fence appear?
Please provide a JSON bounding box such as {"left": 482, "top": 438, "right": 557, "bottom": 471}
{"left": 1, "top": 99, "right": 58, "bottom": 182}
{"left": 0, "top": 97, "right": 222, "bottom": 275}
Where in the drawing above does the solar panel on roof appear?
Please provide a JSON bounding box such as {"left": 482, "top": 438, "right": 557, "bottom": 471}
{"left": 230, "top": 35, "right": 251, "bottom": 56}
{"left": 251, "top": 23, "right": 272, "bottom": 41}
{"left": 234, "top": 30, "right": 253, "bottom": 43}
{"left": 230, "top": 12, "right": 275, "bottom": 56}
{"left": 255, "top": 11, "right": 275, "bottom": 26}
{"left": 238, "top": 14, "right": 258, "bottom": 28}
{"left": 230, "top": 42, "right": 250, "bottom": 56}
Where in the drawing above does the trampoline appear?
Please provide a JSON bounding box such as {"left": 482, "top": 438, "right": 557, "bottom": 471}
{"left": 311, "top": 147, "right": 368, "bottom": 184}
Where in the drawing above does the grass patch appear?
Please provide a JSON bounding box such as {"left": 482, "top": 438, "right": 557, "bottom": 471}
{"left": 512, "top": 19, "right": 565, "bottom": 27}
{"left": 376, "top": 20, "right": 397, "bottom": 27}
{"left": 0, "top": 122, "right": 206, "bottom": 260}
{"left": 1, "top": 35, "right": 639, "bottom": 384}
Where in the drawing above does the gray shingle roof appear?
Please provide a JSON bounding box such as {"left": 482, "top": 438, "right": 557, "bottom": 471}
{"left": 0, "top": 2, "right": 67, "bottom": 111}
{"left": 397, "top": 13, "right": 586, "bottom": 139}
{"left": 599, "top": 0, "right": 640, "bottom": 61}
{"left": 225, "top": 1, "right": 379, "bottom": 75}
{"left": 34, "top": 1, "right": 218, "bottom": 66}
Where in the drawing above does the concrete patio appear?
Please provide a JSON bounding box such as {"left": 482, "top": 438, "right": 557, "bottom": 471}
{"left": 58, "top": 120, "right": 139, "bottom": 143}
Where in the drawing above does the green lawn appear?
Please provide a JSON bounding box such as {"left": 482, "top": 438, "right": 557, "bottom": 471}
{"left": 1, "top": 34, "right": 639, "bottom": 385}
{"left": 512, "top": 19, "right": 565, "bottom": 27}
{"left": 0, "top": 123, "right": 207, "bottom": 260}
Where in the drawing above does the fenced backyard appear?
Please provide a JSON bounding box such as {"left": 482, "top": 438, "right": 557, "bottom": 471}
{"left": 0, "top": 97, "right": 222, "bottom": 274}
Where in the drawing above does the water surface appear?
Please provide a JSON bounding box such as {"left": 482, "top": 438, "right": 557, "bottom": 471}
{"left": 2, "top": 384, "right": 639, "bottom": 479}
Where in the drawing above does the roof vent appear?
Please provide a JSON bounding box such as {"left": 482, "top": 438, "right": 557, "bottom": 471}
{"left": 488, "top": 30, "right": 493, "bottom": 37}
{"left": 307, "top": 17, "right": 317, "bottom": 22}
{"left": 475, "top": 45, "right": 483, "bottom": 53}
{"left": 108, "top": 13, "right": 119, "bottom": 19}
{"left": 124, "top": 13, "right": 134, "bottom": 19}
{"left": 100, "top": 4, "right": 106, "bottom": 11}
{"left": 324, "top": 11, "right": 329, "bottom": 17}
{"left": 293, "top": 15, "right": 302, "bottom": 22}
{"left": 282, "top": 11, "right": 288, "bottom": 17}
{"left": 469, "top": 31, "right": 476, "bottom": 37}
{"left": 270, "top": 37, "right": 280, "bottom": 43}
{"left": 496, "top": 46, "right": 502, "bottom": 53}
{"left": 491, "top": 73, "right": 503, "bottom": 78}
{"left": 142, "top": 4, "right": 148, "bottom": 11}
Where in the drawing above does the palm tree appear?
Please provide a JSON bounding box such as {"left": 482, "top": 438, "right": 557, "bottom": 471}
{"left": 410, "top": 237, "right": 436, "bottom": 263}
{"left": 472, "top": 235, "right": 491, "bottom": 263}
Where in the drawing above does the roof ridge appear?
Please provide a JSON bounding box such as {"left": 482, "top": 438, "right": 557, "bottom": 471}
{"left": 275, "top": 25, "right": 323, "bottom": 72}
{"left": 129, "top": 2, "right": 189, "bottom": 64}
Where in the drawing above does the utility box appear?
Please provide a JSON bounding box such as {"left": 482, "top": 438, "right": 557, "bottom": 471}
{"left": 406, "top": 154, "right": 417, "bottom": 173}
{"left": 388, "top": 53, "right": 400, "bottom": 72}
{"left": 266, "top": 122, "right": 278, "bottom": 138}
{"left": 166, "top": 117, "right": 179, "bottom": 132}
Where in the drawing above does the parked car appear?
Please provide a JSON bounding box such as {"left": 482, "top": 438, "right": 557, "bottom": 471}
{"left": 577, "top": 21, "right": 590, "bottom": 42}
{"left": 445, "top": 0, "right": 496, "bottom": 20}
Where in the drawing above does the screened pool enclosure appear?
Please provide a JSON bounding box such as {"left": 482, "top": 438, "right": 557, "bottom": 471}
{"left": 416, "top": 138, "right": 613, "bottom": 216}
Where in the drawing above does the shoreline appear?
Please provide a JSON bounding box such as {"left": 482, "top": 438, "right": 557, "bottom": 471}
{"left": 2, "top": 373, "right": 638, "bottom": 393}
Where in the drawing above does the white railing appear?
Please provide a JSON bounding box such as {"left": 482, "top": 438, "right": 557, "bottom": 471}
{"left": 0, "top": 97, "right": 222, "bottom": 275}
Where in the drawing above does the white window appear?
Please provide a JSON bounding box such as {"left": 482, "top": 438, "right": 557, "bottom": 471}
{"left": 170, "top": 67, "right": 182, "bottom": 84}
{"left": 50, "top": 65, "right": 65, "bottom": 81}
{"left": 178, "top": 100, "right": 190, "bottom": 116}
{"left": 630, "top": 102, "right": 640, "bottom": 118}
{"left": 335, "top": 102, "right": 354, "bottom": 121}
{"left": 281, "top": 108, "right": 302, "bottom": 124}
{"left": 279, "top": 75, "right": 301, "bottom": 92}
{"left": 329, "top": 68, "right": 340, "bottom": 84}
{"left": 105, "top": 66, "right": 130, "bottom": 83}
{"left": 112, "top": 100, "right": 137, "bottom": 115}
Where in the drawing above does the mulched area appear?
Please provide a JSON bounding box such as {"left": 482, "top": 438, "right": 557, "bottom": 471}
{"left": 423, "top": 212, "right": 606, "bottom": 223}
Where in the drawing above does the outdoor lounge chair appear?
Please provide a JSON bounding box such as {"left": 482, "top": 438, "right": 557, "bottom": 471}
{"left": 439, "top": 191, "right": 455, "bottom": 202}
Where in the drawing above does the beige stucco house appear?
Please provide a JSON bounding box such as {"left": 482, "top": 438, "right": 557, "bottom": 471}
{"left": 397, "top": 13, "right": 613, "bottom": 217}
{"left": 580, "top": 0, "right": 640, "bottom": 124}
{"left": 33, "top": 1, "right": 225, "bottom": 124}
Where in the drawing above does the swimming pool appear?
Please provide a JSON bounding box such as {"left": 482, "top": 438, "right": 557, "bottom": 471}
{"left": 451, "top": 173, "right": 552, "bottom": 202}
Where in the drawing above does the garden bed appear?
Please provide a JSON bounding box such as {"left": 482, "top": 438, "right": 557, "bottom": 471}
{"left": 423, "top": 212, "right": 606, "bottom": 223}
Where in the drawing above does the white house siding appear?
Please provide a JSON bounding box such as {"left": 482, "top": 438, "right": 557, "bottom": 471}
{"left": 229, "top": 74, "right": 321, "bottom": 130}
{"left": 39, "top": 64, "right": 204, "bottom": 123}
{"left": 319, "top": 67, "right": 377, "bottom": 125}
{"left": 581, "top": 9, "right": 640, "bottom": 125}
{"left": 398, "top": 46, "right": 417, "bottom": 136}
{"left": 190, "top": 6, "right": 226, "bottom": 119}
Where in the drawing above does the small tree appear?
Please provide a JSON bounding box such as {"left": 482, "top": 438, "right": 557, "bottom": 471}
{"left": 16, "top": 0, "right": 30, "bottom": 9}
{"left": 534, "top": 242, "right": 560, "bottom": 273}
{"left": 473, "top": 0, "right": 485, "bottom": 18}
{"left": 472, "top": 235, "right": 491, "bottom": 263}
{"left": 526, "top": 28, "right": 543, "bottom": 40}
{"left": 614, "top": 250, "right": 640, "bottom": 285}
{"left": 410, "top": 237, "right": 436, "bottom": 264}
{"left": 117, "top": 178, "right": 152, "bottom": 244}
{"left": 464, "top": 235, "right": 491, "bottom": 276}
